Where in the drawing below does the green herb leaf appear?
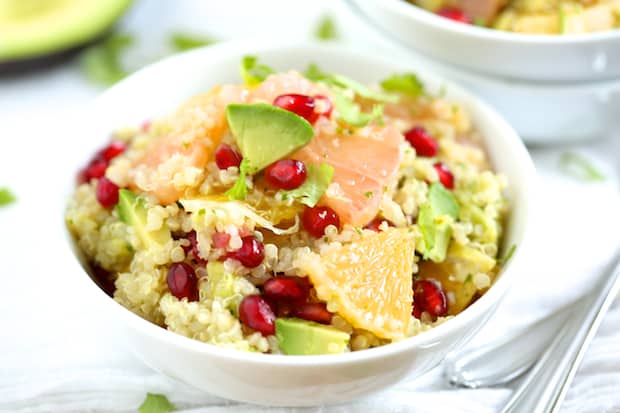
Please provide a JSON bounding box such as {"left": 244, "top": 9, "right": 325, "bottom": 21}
{"left": 498, "top": 244, "right": 516, "bottom": 266}
{"left": 81, "top": 33, "right": 133, "bottom": 86}
{"left": 241, "top": 56, "right": 276, "bottom": 86}
{"left": 559, "top": 152, "right": 606, "bottom": 182}
{"left": 284, "top": 163, "right": 334, "bottom": 207}
{"left": 304, "top": 63, "right": 329, "bottom": 82}
{"left": 314, "top": 15, "right": 339, "bottom": 41}
{"left": 226, "top": 159, "right": 252, "bottom": 200}
{"left": 364, "top": 191, "right": 374, "bottom": 199}
{"left": 380, "top": 73, "right": 424, "bottom": 97}
{"left": 169, "top": 32, "right": 214, "bottom": 51}
{"left": 138, "top": 393, "right": 175, "bottom": 413}
{"left": 0, "top": 187, "right": 16, "bottom": 207}
{"left": 334, "top": 90, "right": 384, "bottom": 127}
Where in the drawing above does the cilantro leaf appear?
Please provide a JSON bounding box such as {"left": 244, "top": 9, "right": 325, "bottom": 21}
{"left": 380, "top": 73, "right": 424, "bottom": 97}
{"left": 559, "top": 151, "right": 606, "bottom": 182}
{"left": 169, "top": 32, "right": 214, "bottom": 51}
{"left": 284, "top": 163, "right": 334, "bottom": 207}
{"left": 138, "top": 393, "right": 175, "bottom": 413}
{"left": 226, "top": 159, "right": 253, "bottom": 200}
{"left": 314, "top": 15, "right": 339, "bottom": 41}
{"left": 0, "top": 187, "right": 16, "bottom": 207}
{"left": 81, "top": 33, "right": 133, "bottom": 86}
{"left": 241, "top": 56, "right": 275, "bottom": 86}
{"left": 334, "top": 90, "right": 384, "bottom": 127}
{"left": 304, "top": 63, "right": 330, "bottom": 82}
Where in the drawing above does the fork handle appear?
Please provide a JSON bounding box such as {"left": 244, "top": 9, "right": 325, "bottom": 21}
{"left": 500, "top": 251, "right": 620, "bottom": 413}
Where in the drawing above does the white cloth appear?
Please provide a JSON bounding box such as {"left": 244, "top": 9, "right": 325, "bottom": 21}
{"left": 1, "top": 1, "right": 619, "bottom": 412}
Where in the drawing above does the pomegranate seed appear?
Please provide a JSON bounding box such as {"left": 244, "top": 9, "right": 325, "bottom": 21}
{"left": 228, "top": 235, "right": 265, "bottom": 268}
{"left": 84, "top": 158, "right": 108, "bottom": 181}
{"left": 263, "top": 276, "right": 309, "bottom": 302}
{"left": 364, "top": 218, "right": 393, "bottom": 232}
{"left": 186, "top": 231, "right": 206, "bottom": 264}
{"left": 99, "top": 141, "right": 126, "bottom": 161}
{"left": 404, "top": 126, "right": 438, "bottom": 157}
{"left": 437, "top": 7, "right": 471, "bottom": 24}
{"left": 302, "top": 206, "right": 340, "bottom": 238}
{"left": 167, "top": 262, "right": 199, "bottom": 301}
{"left": 273, "top": 94, "right": 318, "bottom": 123}
{"left": 434, "top": 162, "right": 455, "bottom": 189}
{"left": 212, "top": 232, "right": 231, "bottom": 249}
{"left": 313, "top": 95, "right": 333, "bottom": 119}
{"left": 215, "top": 144, "right": 242, "bottom": 170}
{"left": 96, "top": 177, "right": 120, "bottom": 208}
{"left": 239, "top": 294, "right": 276, "bottom": 335}
{"left": 293, "top": 302, "right": 333, "bottom": 324}
{"left": 413, "top": 280, "right": 448, "bottom": 319}
{"left": 264, "top": 159, "right": 307, "bottom": 190}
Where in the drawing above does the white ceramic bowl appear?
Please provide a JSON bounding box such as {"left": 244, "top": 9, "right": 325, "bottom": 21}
{"left": 64, "top": 41, "right": 534, "bottom": 406}
{"left": 348, "top": 0, "right": 620, "bottom": 82}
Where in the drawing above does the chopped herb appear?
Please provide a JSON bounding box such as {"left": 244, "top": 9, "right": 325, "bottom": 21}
{"left": 334, "top": 90, "right": 384, "bottom": 127}
{"left": 198, "top": 208, "right": 206, "bottom": 216}
{"left": 241, "top": 56, "right": 275, "bottom": 86}
{"left": 226, "top": 159, "right": 252, "bottom": 200}
{"left": 498, "top": 244, "right": 516, "bottom": 266}
{"left": 138, "top": 393, "right": 175, "bottom": 413}
{"left": 380, "top": 73, "right": 424, "bottom": 97}
{"left": 364, "top": 191, "right": 374, "bottom": 199}
{"left": 355, "top": 227, "right": 363, "bottom": 235}
{"left": 81, "top": 33, "right": 133, "bottom": 86}
{"left": 559, "top": 152, "right": 606, "bottom": 182}
{"left": 314, "top": 15, "right": 339, "bottom": 41}
{"left": 283, "top": 163, "right": 334, "bottom": 207}
{"left": 473, "top": 17, "right": 487, "bottom": 27}
{"left": 464, "top": 274, "right": 473, "bottom": 283}
{"left": 304, "top": 63, "right": 329, "bottom": 82}
{"left": 0, "top": 187, "right": 16, "bottom": 207}
{"left": 170, "top": 32, "right": 214, "bottom": 51}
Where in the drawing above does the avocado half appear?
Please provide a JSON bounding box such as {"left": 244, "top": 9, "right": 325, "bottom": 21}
{"left": 0, "top": 0, "right": 132, "bottom": 69}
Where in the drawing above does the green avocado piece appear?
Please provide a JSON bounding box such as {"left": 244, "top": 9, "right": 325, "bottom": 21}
{"left": 418, "top": 182, "right": 460, "bottom": 263}
{"left": 225, "top": 103, "right": 314, "bottom": 172}
{"left": 0, "top": 0, "right": 132, "bottom": 62}
{"left": 116, "top": 189, "right": 171, "bottom": 249}
{"left": 275, "top": 318, "right": 350, "bottom": 355}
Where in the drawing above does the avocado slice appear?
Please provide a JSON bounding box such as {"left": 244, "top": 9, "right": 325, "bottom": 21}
{"left": 116, "top": 189, "right": 171, "bottom": 249}
{"left": 275, "top": 318, "right": 350, "bottom": 355}
{"left": 418, "top": 182, "right": 460, "bottom": 263}
{"left": 225, "top": 103, "right": 314, "bottom": 172}
{"left": 0, "top": 0, "right": 132, "bottom": 63}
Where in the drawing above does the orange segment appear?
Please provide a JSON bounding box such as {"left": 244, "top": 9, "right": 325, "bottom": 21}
{"left": 301, "top": 228, "right": 415, "bottom": 340}
{"left": 293, "top": 124, "right": 402, "bottom": 227}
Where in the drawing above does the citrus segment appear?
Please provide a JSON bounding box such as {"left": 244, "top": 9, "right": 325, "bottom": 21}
{"left": 301, "top": 227, "right": 415, "bottom": 340}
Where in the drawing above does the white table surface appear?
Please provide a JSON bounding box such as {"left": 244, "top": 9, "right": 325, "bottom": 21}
{"left": 1, "top": 1, "right": 619, "bottom": 412}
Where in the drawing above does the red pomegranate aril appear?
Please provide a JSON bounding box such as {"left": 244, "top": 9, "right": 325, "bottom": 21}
{"left": 84, "top": 158, "right": 109, "bottom": 181}
{"left": 100, "top": 141, "right": 126, "bottom": 161}
{"left": 434, "top": 162, "right": 455, "bottom": 189}
{"left": 437, "top": 7, "right": 471, "bottom": 24}
{"left": 413, "top": 280, "right": 448, "bottom": 319}
{"left": 404, "top": 126, "right": 439, "bottom": 157}
{"left": 239, "top": 294, "right": 276, "bottom": 335}
{"left": 313, "top": 94, "right": 333, "bottom": 119}
{"left": 273, "top": 94, "right": 318, "bottom": 123}
{"left": 302, "top": 206, "right": 340, "bottom": 238}
{"left": 185, "top": 231, "right": 206, "bottom": 264}
{"left": 212, "top": 231, "right": 231, "bottom": 249}
{"left": 264, "top": 159, "right": 307, "bottom": 190}
{"left": 263, "top": 276, "right": 309, "bottom": 302}
{"left": 228, "top": 235, "right": 265, "bottom": 268}
{"left": 215, "top": 144, "right": 242, "bottom": 170}
{"left": 96, "top": 177, "right": 120, "bottom": 208}
{"left": 293, "top": 302, "right": 333, "bottom": 324}
{"left": 364, "top": 217, "right": 393, "bottom": 232}
{"left": 167, "top": 262, "right": 199, "bottom": 301}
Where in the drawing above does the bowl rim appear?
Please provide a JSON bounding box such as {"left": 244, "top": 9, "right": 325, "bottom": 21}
{"left": 66, "top": 40, "right": 536, "bottom": 367}
{"left": 374, "top": 0, "right": 620, "bottom": 44}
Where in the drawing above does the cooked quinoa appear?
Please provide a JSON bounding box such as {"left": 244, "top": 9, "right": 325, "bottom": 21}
{"left": 66, "top": 58, "right": 508, "bottom": 355}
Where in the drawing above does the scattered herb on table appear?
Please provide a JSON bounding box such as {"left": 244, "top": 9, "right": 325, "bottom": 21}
{"left": 314, "top": 15, "right": 339, "bottom": 41}
{"left": 169, "top": 32, "right": 215, "bottom": 51}
{"left": 559, "top": 151, "right": 606, "bottom": 182}
{"left": 138, "top": 393, "right": 175, "bottom": 413}
{"left": 0, "top": 187, "right": 16, "bottom": 207}
{"left": 81, "top": 33, "right": 134, "bottom": 86}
